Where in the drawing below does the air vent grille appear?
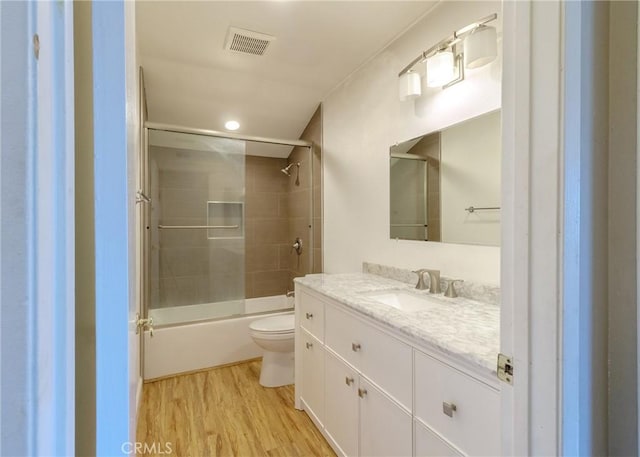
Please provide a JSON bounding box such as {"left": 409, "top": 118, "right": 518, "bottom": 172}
{"left": 224, "top": 27, "right": 275, "bottom": 56}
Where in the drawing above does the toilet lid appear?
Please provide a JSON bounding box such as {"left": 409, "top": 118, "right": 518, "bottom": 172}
{"left": 249, "top": 314, "right": 295, "bottom": 333}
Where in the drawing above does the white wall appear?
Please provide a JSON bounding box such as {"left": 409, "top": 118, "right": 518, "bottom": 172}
{"left": 441, "top": 110, "right": 501, "bottom": 246}
{"left": 1, "top": 3, "right": 34, "bottom": 454}
{"left": 323, "top": 1, "right": 501, "bottom": 283}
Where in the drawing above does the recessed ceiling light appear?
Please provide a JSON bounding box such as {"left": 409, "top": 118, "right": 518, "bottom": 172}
{"left": 225, "top": 120, "right": 240, "bottom": 131}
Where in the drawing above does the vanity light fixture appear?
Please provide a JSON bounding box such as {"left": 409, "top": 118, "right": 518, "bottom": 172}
{"left": 425, "top": 49, "right": 456, "bottom": 88}
{"left": 464, "top": 25, "right": 498, "bottom": 69}
{"left": 398, "top": 13, "right": 498, "bottom": 96}
{"left": 398, "top": 70, "right": 422, "bottom": 100}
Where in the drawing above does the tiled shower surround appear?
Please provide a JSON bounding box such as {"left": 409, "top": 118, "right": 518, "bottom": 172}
{"left": 246, "top": 105, "right": 323, "bottom": 298}
{"left": 152, "top": 105, "right": 323, "bottom": 307}
{"left": 150, "top": 142, "right": 246, "bottom": 308}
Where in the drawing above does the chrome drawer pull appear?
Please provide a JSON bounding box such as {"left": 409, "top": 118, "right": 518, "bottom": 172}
{"left": 306, "top": 342, "right": 313, "bottom": 349}
{"left": 306, "top": 312, "right": 313, "bottom": 319}
{"left": 358, "top": 388, "right": 367, "bottom": 398}
{"left": 352, "top": 342, "right": 361, "bottom": 352}
{"left": 345, "top": 376, "right": 354, "bottom": 386}
{"left": 443, "top": 402, "right": 457, "bottom": 417}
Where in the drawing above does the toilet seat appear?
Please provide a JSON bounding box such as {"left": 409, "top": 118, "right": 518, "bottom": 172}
{"left": 249, "top": 314, "right": 294, "bottom": 334}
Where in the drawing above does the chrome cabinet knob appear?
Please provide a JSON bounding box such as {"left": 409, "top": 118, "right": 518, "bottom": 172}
{"left": 305, "top": 312, "right": 313, "bottom": 319}
{"left": 443, "top": 401, "right": 457, "bottom": 417}
{"left": 352, "top": 342, "right": 361, "bottom": 352}
{"left": 345, "top": 376, "right": 354, "bottom": 386}
{"left": 358, "top": 388, "right": 368, "bottom": 398}
{"left": 305, "top": 342, "right": 313, "bottom": 349}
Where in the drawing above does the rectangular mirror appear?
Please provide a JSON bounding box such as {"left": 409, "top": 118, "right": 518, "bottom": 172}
{"left": 390, "top": 110, "right": 501, "bottom": 246}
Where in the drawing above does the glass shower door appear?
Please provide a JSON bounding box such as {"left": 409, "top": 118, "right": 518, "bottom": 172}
{"left": 147, "top": 129, "right": 246, "bottom": 325}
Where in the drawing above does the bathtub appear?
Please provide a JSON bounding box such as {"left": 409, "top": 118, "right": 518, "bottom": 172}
{"left": 143, "top": 295, "right": 293, "bottom": 380}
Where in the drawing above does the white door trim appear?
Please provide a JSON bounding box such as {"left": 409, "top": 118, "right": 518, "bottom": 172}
{"left": 93, "top": 1, "right": 137, "bottom": 454}
{"left": 0, "top": 1, "right": 75, "bottom": 455}
{"left": 501, "top": 1, "right": 563, "bottom": 455}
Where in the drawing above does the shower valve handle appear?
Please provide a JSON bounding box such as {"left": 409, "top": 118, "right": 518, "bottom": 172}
{"left": 291, "top": 237, "right": 302, "bottom": 255}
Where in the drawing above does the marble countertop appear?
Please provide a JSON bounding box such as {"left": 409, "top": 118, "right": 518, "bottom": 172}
{"left": 295, "top": 273, "right": 500, "bottom": 378}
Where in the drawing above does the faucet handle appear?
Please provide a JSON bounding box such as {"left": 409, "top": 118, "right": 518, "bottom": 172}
{"left": 444, "top": 279, "right": 464, "bottom": 298}
{"left": 413, "top": 269, "right": 429, "bottom": 290}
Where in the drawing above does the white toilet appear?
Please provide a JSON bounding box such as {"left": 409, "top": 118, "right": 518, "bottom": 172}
{"left": 249, "top": 313, "right": 295, "bottom": 387}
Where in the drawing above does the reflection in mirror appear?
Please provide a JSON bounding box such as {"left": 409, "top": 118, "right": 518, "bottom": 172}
{"left": 390, "top": 110, "right": 501, "bottom": 246}
{"left": 390, "top": 133, "right": 440, "bottom": 241}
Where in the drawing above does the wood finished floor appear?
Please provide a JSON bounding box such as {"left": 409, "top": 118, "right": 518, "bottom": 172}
{"left": 137, "top": 360, "right": 336, "bottom": 457}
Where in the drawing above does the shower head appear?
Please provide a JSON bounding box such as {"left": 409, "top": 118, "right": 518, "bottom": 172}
{"left": 280, "top": 162, "right": 300, "bottom": 176}
{"left": 281, "top": 163, "right": 294, "bottom": 176}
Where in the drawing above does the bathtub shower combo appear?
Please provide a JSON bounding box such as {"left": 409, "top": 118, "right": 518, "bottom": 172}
{"left": 140, "top": 124, "right": 315, "bottom": 381}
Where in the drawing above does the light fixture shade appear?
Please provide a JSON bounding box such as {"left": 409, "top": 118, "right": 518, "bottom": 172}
{"left": 398, "top": 71, "right": 421, "bottom": 101}
{"left": 426, "top": 50, "right": 455, "bottom": 87}
{"left": 464, "top": 25, "right": 497, "bottom": 69}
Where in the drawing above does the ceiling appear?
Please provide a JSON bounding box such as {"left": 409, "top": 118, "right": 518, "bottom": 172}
{"left": 136, "top": 1, "right": 437, "bottom": 157}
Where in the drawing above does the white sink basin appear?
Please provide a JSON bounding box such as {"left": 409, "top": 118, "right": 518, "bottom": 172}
{"left": 365, "top": 290, "right": 441, "bottom": 312}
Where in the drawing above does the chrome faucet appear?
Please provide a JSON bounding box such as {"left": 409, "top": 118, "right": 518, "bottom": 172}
{"left": 413, "top": 269, "right": 441, "bottom": 293}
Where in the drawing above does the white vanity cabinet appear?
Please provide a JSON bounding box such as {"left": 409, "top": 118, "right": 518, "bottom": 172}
{"left": 323, "top": 347, "right": 412, "bottom": 457}
{"left": 295, "top": 284, "right": 500, "bottom": 457}
{"left": 324, "top": 350, "right": 359, "bottom": 456}
{"left": 359, "top": 377, "right": 413, "bottom": 457}
{"left": 414, "top": 350, "right": 500, "bottom": 456}
{"left": 414, "top": 419, "right": 463, "bottom": 457}
{"left": 325, "top": 304, "right": 412, "bottom": 410}
{"left": 300, "top": 328, "right": 324, "bottom": 426}
{"left": 296, "top": 290, "right": 326, "bottom": 427}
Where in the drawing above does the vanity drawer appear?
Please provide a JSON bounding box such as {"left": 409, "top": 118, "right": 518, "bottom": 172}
{"left": 299, "top": 290, "right": 325, "bottom": 341}
{"left": 325, "top": 304, "right": 412, "bottom": 410}
{"left": 414, "top": 350, "right": 499, "bottom": 456}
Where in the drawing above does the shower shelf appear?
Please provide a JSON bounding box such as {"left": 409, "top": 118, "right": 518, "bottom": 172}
{"left": 206, "top": 201, "right": 244, "bottom": 240}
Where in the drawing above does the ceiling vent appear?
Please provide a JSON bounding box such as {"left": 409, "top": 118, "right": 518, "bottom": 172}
{"left": 224, "top": 27, "right": 275, "bottom": 56}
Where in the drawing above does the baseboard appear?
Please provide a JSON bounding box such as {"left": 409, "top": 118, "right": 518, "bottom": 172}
{"left": 143, "top": 357, "right": 262, "bottom": 383}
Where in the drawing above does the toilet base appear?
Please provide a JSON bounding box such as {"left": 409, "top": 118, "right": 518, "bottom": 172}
{"left": 259, "top": 350, "right": 294, "bottom": 387}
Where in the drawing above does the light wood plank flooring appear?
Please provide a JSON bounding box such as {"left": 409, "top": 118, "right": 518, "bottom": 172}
{"left": 137, "top": 360, "right": 336, "bottom": 457}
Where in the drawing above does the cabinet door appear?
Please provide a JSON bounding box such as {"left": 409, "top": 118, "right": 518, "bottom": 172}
{"left": 301, "top": 329, "right": 324, "bottom": 425}
{"left": 359, "top": 378, "right": 412, "bottom": 457}
{"left": 414, "top": 419, "right": 463, "bottom": 457}
{"left": 324, "top": 350, "right": 359, "bottom": 457}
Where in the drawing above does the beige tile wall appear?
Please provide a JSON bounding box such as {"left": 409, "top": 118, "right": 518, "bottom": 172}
{"left": 244, "top": 156, "right": 291, "bottom": 298}
{"left": 288, "top": 105, "right": 323, "bottom": 290}
{"left": 153, "top": 147, "right": 245, "bottom": 308}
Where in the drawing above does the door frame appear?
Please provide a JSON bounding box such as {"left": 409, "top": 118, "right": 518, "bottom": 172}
{"left": 0, "top": 1, "right": 75, "bottom": 455}
{"left": 92, "top": 1, "right": 140, "bottom": 454}
{"left": 500, "top": 1, "right": 563, "bottom": 454}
